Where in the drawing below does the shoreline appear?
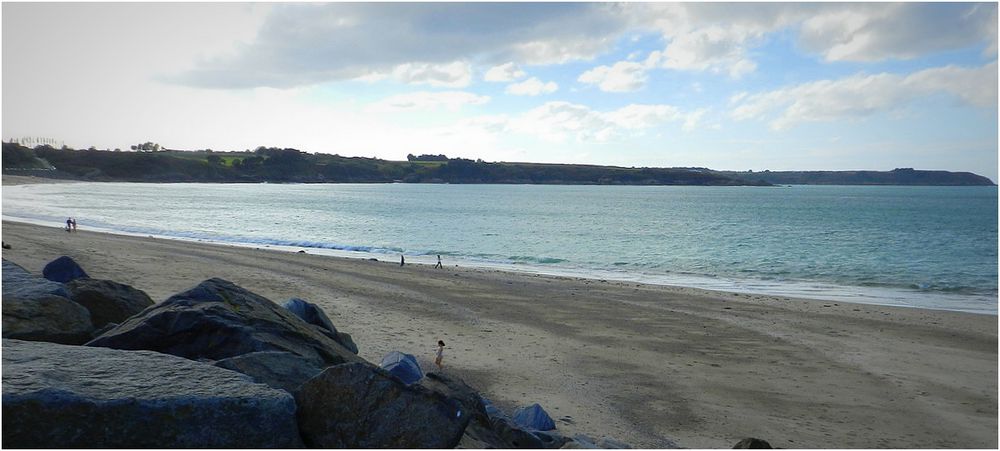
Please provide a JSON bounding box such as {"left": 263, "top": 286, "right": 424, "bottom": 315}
{"left": 2, "top": 211, "right": 994, "bottom": 316}
{"left": 1, "top": 220, "right": 995, "bottom": 448}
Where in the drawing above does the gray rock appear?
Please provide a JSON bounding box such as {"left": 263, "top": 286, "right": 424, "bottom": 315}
{"left": 422, "top": 372, "right": 502, "bottom": 444}
{"left": 284, "top": 297, "right": 338, "bottom": 334}
{"left": 2, "top": 339, "right": 303, "bottom": 448}
{"left": 335, "top": 331, "right": 359, "bottom": 354}
{"left": 86, "top": 278, "right": 361, "bottom": 367}
{"left": 2, "top": 259, "right": 69, "bottom": 300}
{"left": 296, "top": 362, "right": 469, "bottom": 448}
{"left": 567, "top": 434, "right": 599, "bottom": 449}
{"left": 66, "top": 278, "right": 154, "bottom": 328}
{"left": 733, "top": 437, "right": 772, "bottom": 449}
{"left": 91, "top": 322, "right": 118, "bottom": 338}
{"left": 214, "top": 351, "right": 324, "bottom": 393}
{"left": 2, "top": 259, "right": 93, "bottom": 344}
{"left": 283, "top": 297, "right": 358, "bottom": 354}
{"left": 421, "top": 372, "right": 555, "bottom": 448}
{"left": 492, "top": 417, "right": 546, "bottom": 449}
{"left": 467, "top": 390, "right": 549, "bottom": 449}
{"left": 42, "top": 255, "right": 89, "bottom": 283}
{"left": 535, "top": 430, "right": 573, "bottom": 449}
{"left": 3, "top": 295, "right": 93, "bottom": 345}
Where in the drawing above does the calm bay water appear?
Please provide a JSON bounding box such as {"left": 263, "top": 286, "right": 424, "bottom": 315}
{"left": 3, "top": 183, "right": 996, "bottom": 314}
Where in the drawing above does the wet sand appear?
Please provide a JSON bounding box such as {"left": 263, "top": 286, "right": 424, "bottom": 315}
{"left": 1, "top": 218, "right": 996, "bottom": 448}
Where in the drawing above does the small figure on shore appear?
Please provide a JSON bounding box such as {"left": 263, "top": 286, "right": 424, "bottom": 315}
{"left": 434, "top": 254, "right": 443, "bottom": 269}
{"left": 70, "top": 218, "right": 77, "bottom": 232}
{"left": 65, "top": 218, "right": 72, "bottom": 232}
{"left": 435, "top": 340, "right": 445, "bottom": 370}
{"left": 400, "top": 254, "right": 405, "bottom": 266}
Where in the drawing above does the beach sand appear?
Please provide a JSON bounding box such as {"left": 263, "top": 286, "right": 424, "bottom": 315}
{"left": 1, "top": 219, "right": 996, "bottom": 448}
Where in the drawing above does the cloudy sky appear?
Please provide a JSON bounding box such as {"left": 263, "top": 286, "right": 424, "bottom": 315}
{"left": 3, "top": 2, "right": 998, "bottom": 179}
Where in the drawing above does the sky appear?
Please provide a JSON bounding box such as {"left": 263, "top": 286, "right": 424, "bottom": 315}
{"left": 3, "top": 2, "right": 998, "bottom": 180}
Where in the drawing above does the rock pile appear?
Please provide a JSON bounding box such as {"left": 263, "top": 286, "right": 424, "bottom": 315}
{"left": 2, "top": 256, "right": 637, "bottom": 448}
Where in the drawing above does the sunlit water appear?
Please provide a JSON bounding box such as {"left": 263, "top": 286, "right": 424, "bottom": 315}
{"left": 4, "top": 183, "right": 996, "bottom": 314}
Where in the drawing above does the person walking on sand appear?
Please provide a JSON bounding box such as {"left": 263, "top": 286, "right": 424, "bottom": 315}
{"left": 435, "top": 340, "right": 445, "bottom": 370}
{"left": 434, "top": 255, "right": 443, "bottom": 269}
{"left": 400, "top": 254, "right": 405, "bottom": 266}
{"left": 65, "top": 218, "right": 72, "bottom": 232}
{"left": 70, "top": 218, "right": 77, "bottom": 232}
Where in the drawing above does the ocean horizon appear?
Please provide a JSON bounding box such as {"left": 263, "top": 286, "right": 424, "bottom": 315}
{"left": 4, "top": 182, "right": 996, "bottom": 315}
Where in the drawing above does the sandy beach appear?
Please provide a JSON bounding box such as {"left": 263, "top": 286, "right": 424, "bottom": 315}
{"left": 1, "top": 215, "right": 995, "bottom": 449}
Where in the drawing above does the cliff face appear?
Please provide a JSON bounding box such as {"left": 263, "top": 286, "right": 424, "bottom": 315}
{"left": 719, "top": 168, "right": 996, "bottom": 186}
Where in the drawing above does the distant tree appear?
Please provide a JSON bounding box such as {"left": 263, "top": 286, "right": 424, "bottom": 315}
{"left": 206, "top": 155, "right": 222, "bottom": 165}
{"left": 410, "top": 154, "right": 449, "bottom": 162}
{"left": 132, "top": 142, "right": 161, "bottom": 152}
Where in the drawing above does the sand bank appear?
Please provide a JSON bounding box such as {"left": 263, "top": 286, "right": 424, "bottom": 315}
{"left": 1, "top": 220, "right": 995, "bottom": 448}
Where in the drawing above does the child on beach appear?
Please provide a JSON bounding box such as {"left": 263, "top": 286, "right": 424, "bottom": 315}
{"left": 435, "top": 340, "right": 445, "bottom": 369}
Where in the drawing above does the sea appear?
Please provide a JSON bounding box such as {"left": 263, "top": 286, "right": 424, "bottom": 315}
{"left": 3, "top": 182, "right": 996, "bottom": 315}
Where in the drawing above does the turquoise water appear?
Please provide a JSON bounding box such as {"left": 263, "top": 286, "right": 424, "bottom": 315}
{"left": 3, "top": 183, "right": 996, "bottom": 314}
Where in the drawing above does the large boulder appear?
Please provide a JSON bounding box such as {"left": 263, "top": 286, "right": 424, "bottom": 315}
{"left": 296, "top": 362, "right": 469, "bottom": 448}
{"left": 513, "top": 403, "right": 557, "bottom": 431}
{"left": 41, "top": 255, "right": 89, "bottom": 283}
{"left": 214, "top": 351, "right": 324, "bottom": 393}
{"left": 283, "top": 297, "right": 358, "bottom": 354}
{"left": 65, "top": 278, "right": 154, "bottom": 328}
{"left": 380, "top": 350, "right": 424, "bottom": 384}
{"left": 2, "top": 339, "right": 303, "bottom": 448}
{"left": 2, "top": 259, "right": 92, "bottom": 344}
{"left": 2, "top": 259, "right": 69, "bottom": 299}
{"left": 87, "top": 278, "right": 361, "bottom": 367}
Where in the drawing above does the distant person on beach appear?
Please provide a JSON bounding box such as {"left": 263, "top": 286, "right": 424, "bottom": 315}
{"left": 434, "top": 255, "right": 443, "bottom": 269}
{"left": 400, "top": 254, "right": 405, "bottom": 266}
{"left": 435, "top": 340, "right": 445, "bottom": 369}
{"left": 70, "top": 218, "right": 77, "bottom": 232}
{"left": 65, "top": 218, "right": 72, "bottom": 232}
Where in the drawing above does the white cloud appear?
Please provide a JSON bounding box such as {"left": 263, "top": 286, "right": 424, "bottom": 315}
{"left": 160, "top": 3, "right": 996, "bottom": 89}
{"left": 391, "top": 62, "right": 472, "bottom": 88}
{"left": 463, "top": 101, "right": 695, "bottom": 143}
{"left": 366, "top": 91, "right": 490, "bottom": 113}
{"left": 170, "top": 3, "right": 633, "bottom": 89}
{"left": 682, "top": 109, "right": 708, "bottom": 131}
{"left": 505, "top": 77, "right": 559, "bottom": 96}
{"left": 650, "top": 25, "right": 761, "bottom": 79}
{"left": 632, "top": 3, "right": 996, "bottom": 79}
{"left": 732, "top": 63, "right": 998, "bottom": 130}
{"left": 484, "top": 62, "right": 526, "bottom": 82}
{"left": 798, "top": 3, "right": 998, "bottom": 62}
{"left": 578, "top": 61, "right": 648, "bottom": 92}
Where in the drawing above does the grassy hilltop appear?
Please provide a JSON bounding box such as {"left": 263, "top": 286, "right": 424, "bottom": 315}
{"left": 5, "top": 143, "right": 994, "bottom": 186}
{"left": 1, "top": 143, "right": 768, "bottom": 186}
